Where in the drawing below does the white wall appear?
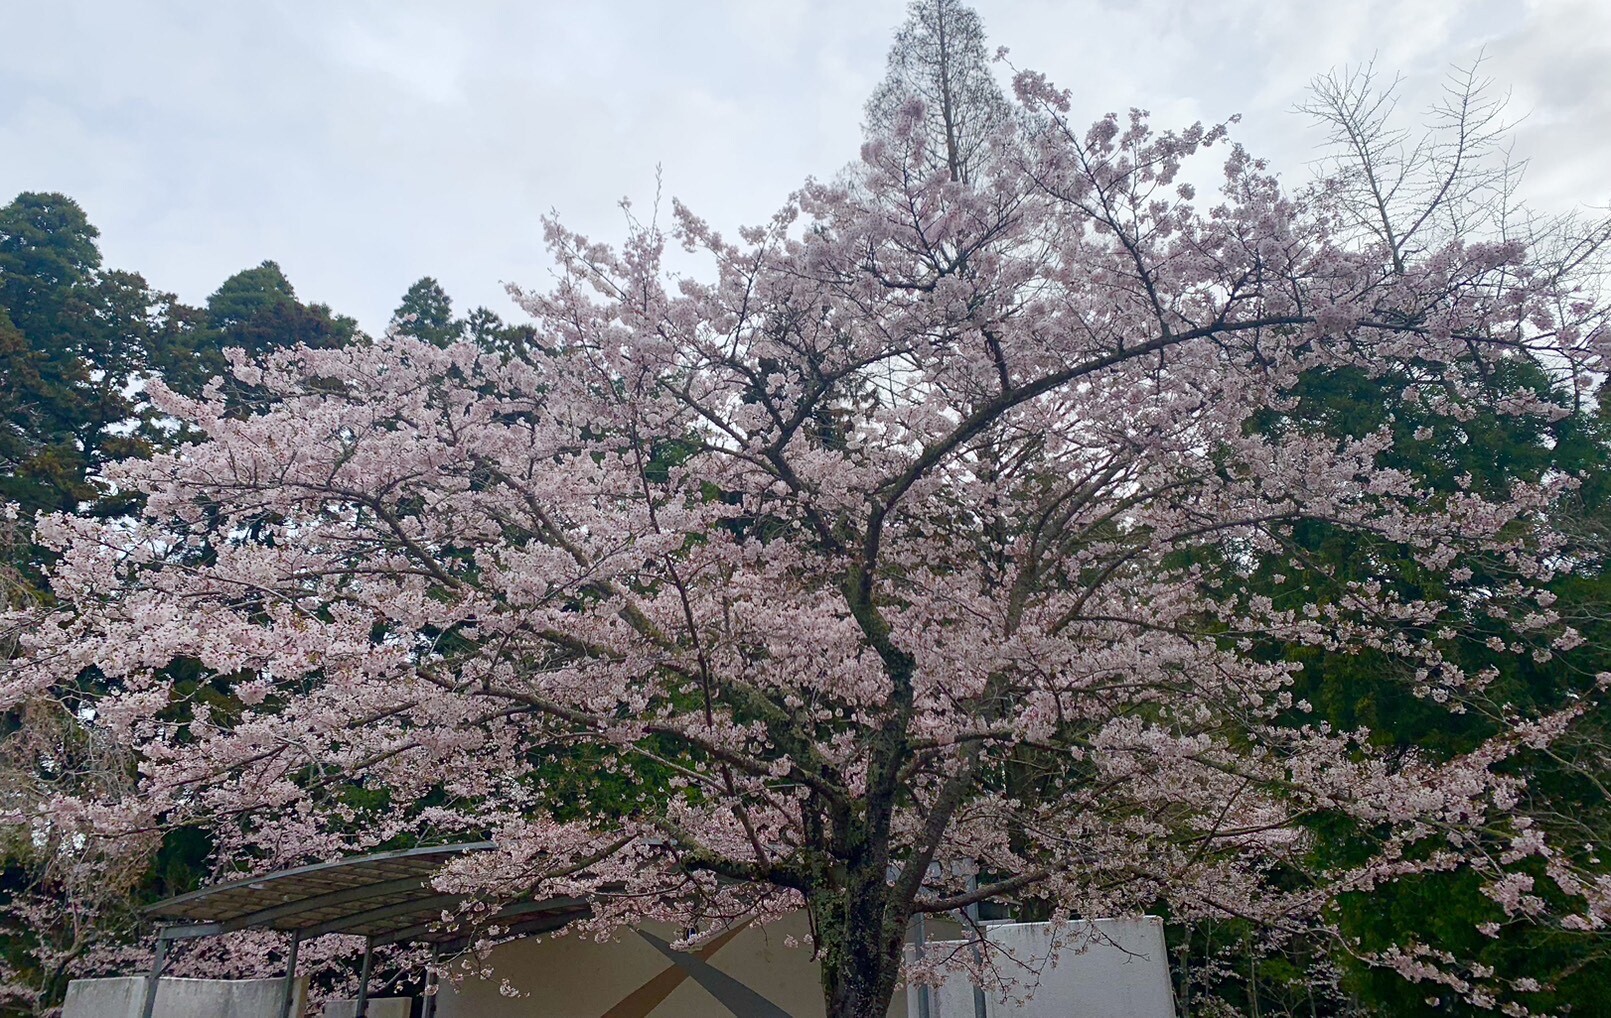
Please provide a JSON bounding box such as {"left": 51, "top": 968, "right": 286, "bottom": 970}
{"left": 911, "top": 919, "right": 1175, "bottom": 1018}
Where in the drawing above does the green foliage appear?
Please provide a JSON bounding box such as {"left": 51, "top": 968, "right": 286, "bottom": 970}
{"left": 1337, "top": 866, "right": 1611, "bottom": 1016}
{"left": 0, "top": 193, "right": 100, "bottom": 340}
{"left": 387, "top": 278, "right": 539, "bottom": 355}
{"left": 465, "top": 305, "right": 538, "bottom": 357}
{"left": 0, "top": 194, "right": 119, "bottom": 517}
{"left": 1219, "top": 360, "right": 1611, "bottom": 1015}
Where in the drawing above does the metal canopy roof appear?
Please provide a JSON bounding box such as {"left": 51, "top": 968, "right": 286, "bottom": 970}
{"left": 146, "top": 842, "right": 590, "bottom": 946}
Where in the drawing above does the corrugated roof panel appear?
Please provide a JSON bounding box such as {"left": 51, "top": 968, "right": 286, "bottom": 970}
{"left": 146, "top": 843, "right": 591, "bottom": 942}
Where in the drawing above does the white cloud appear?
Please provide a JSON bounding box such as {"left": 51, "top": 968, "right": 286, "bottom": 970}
{"left": 1484, "top": 0, "right": 1611, "bottom": 212}
{"left": 0, "top": 0, "right": 1602, "bottom": 334}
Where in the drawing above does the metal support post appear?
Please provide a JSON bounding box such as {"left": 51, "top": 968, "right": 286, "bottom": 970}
{"left": 966, "top": 875, "right": 987, "bottom": 1018}
{"left": 354, "top": 936, "right": 375, "bottom": 1018}
{"left": 278, "top": 930, "right": 302, "bottom": 1018}
{"left": 421, "top": 944, "right": 441, "bottom": 1018}
{"left": 914, "top": 912, "right": 931, "bottom": 1018}
{"left": 139, "top": 935, "right": 170, "bottom": 1018}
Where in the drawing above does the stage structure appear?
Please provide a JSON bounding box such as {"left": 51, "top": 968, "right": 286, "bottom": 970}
{"left": 90, "top": 843, "right": 1173, "bottom": 1018}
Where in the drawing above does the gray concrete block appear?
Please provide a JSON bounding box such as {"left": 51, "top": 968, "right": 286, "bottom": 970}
{"left": 63, "top": 975, "right": 306, "bottom": 1018}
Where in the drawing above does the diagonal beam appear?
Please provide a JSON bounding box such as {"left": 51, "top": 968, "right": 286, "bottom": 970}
{"left": 634, "top": 930, "right": 792, "bottom": 1018}
{"left": 599, "top": 925, "right": 745, "bottom": 1018}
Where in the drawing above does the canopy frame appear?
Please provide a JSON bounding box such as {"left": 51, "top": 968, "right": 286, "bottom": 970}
{"left": 139, "top": 842, "right": 591, "bottom": 1018}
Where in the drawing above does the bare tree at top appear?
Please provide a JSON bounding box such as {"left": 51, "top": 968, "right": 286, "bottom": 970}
{"left": 865, "top": 0, "right": 1012, "bottom": 184}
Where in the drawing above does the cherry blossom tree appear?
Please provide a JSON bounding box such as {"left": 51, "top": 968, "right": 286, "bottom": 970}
{"left": 6, "top": 27, "right": 1611, "bottom": 1018}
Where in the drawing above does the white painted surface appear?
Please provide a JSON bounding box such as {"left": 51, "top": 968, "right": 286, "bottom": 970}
{"left": 909, "top": 919, "right": 1175, "bottom": 1018}
{"left": 62, "top": 975, "right": 306, "bottom": 1018}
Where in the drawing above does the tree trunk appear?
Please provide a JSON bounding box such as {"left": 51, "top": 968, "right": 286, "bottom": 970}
{"left": 821, "top": 931, "right": 905, "bottom": 1018}
{"left": 814, "top": 881, "right": 907, "bottom": 1018}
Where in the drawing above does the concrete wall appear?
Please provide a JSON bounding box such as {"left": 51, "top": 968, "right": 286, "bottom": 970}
{"left": 435, "top": 915, "right": 1172, "bottom": 1018}
{"left": 62, "top": 975, "right": 306, "bottom": 1018}
{"left": 910, "top": 919, "right": 1175, "bottom": 1018}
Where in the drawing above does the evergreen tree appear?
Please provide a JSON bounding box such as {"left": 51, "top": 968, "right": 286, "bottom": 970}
{"left": 158, "top": 260, "right": 361, "bottom": 399}
{"left": 204, "top": 259, "right": 357, "bottom": 356}
{"left": 464, "top": 304, "right": 537, "bottom": 356}
{"left": 0, "top": 308, "right": 58, "bottom": 513}
{"left": 0, "top": 193, "right": 100, "bottom": 344}
{"left": 0, "top": 195, "right": 153, "bottom": 517}
{"left": 1166, "top": 361, "right": 1611, "bottom": 1017}
{"left": 204, "top": 259, "right": 296, "bottom": 331}
{"left": 391, "top": 276, "right": 462, "bottom": 348}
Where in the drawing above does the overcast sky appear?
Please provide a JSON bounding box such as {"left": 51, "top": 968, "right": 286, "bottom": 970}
{"left": 3, "top": 0, "right": 1607, "bottom": 335}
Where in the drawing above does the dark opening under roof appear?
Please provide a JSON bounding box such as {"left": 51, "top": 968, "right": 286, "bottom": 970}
{"left": 147, "top": 843, "right": 589, "bottom": 947}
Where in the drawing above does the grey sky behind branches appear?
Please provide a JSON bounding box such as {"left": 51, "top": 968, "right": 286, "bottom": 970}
{"left": 2, "top": 0, "right": 1607, "bottom": 334}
